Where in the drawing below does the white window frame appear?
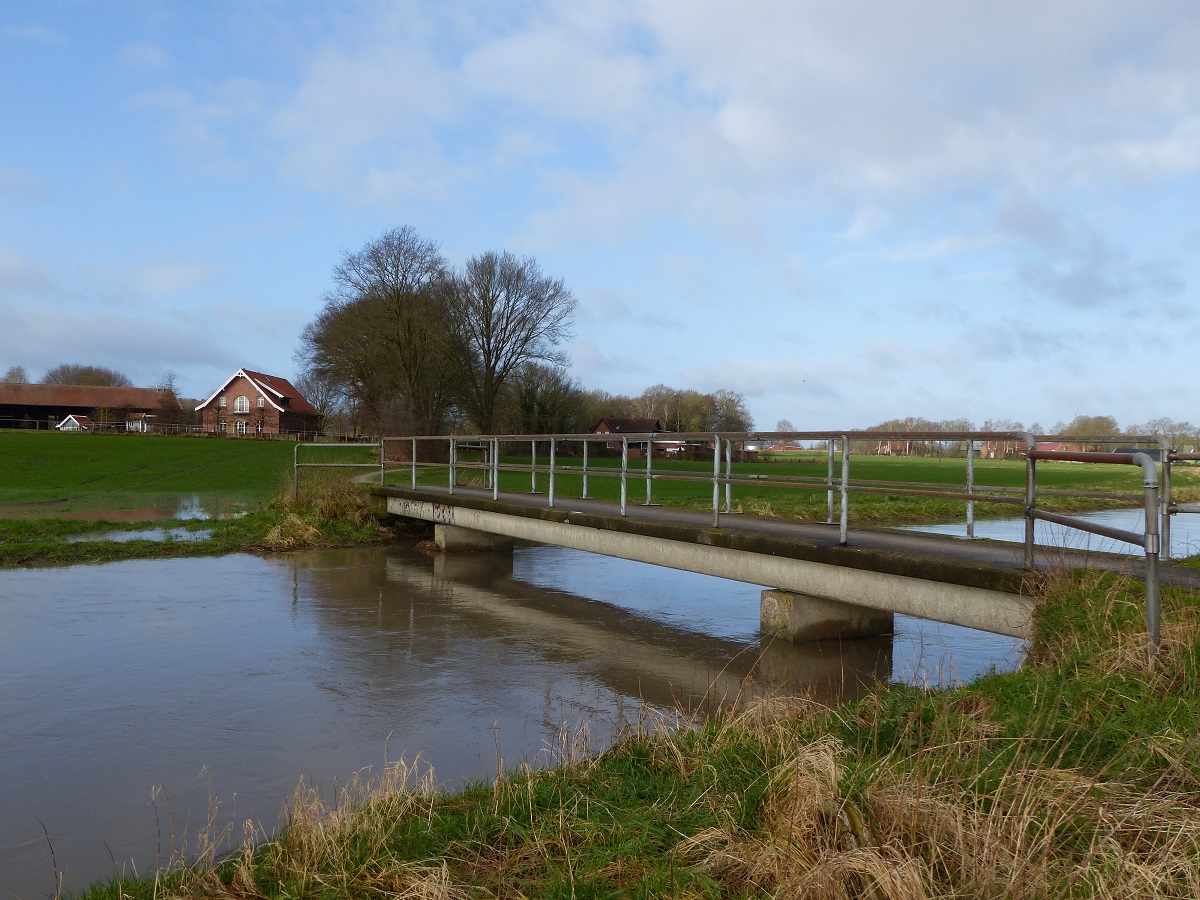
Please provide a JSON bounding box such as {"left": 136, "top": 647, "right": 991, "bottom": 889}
{"left": 236, "top": 419, "right": 247, "bottom": 435}
{"left": 234, "top": 395, "right": 250, "bottom": 413}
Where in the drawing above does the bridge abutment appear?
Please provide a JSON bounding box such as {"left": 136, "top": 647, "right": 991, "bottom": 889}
{"left": 761, "top": 589, "right": 894, "bottom": 642}
{"left": 435, "top": 523, "right": 515, "bottom": 552}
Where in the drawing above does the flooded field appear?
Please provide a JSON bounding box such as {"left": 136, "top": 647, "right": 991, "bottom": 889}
{"left": 0, "top": 544, "right": 1022, "bottom": 899}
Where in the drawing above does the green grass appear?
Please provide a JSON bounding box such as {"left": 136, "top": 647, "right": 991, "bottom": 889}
{"left": 0, "top": 431, "right": 300, "bottom": 514}
{"left": 74, "top": 571, "right": 1200, "bottom": 899}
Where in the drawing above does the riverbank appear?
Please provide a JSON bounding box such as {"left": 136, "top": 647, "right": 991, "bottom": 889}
{"left": 71, "top": 569, "right": 1199, "bottom": 899}
{"left": 0, "top": 474, "right": 418, "bottom": 568}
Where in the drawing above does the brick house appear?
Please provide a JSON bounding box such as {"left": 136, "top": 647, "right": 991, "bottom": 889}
{"left": 196, "top": 369, "right": 322, "bottom": 438}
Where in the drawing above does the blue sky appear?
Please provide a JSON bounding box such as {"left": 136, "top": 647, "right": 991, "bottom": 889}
{"left": 2, "top": 1, "right": 1198, "bottom": 431}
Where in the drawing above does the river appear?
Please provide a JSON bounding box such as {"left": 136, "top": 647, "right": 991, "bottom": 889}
{"left": 0, "top": 543, "right": 1022, "bottom": 899}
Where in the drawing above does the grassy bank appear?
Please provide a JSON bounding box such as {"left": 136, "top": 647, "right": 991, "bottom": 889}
{"left": 0, "top": 473, "right": 408, "bottom": 568}
{"left": 75, "top": 571, "right": 1200, "bottom": 899}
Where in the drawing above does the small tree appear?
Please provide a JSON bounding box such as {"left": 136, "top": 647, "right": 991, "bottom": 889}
{"left": 2, "top": 365, "right": 28, "bottom": 383}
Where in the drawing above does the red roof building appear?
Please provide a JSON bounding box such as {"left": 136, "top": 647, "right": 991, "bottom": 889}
{"left": 0, "top": 383, "right": 181, "bottom": 430}
{"left": 196, "top": 368, "right": 321, "bottom": 438}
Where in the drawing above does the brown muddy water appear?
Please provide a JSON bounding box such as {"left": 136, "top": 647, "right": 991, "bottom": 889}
{"left": 0, "top": 544, "right": 1023, "bottom": 899}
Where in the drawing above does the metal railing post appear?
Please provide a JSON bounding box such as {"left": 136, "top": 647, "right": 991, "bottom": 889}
{"left": 411, "top": 438, "right": 417, "bottom": 489}
{"left": 492, "top": 438, "right": 499, "bottom": 501}
{"left": 449, "top": 438, "right": 456, "bottom": 495}
{"left": 582, "top": 439, "right": 589, "bottom": 499}
{"left": 966, "top": 439, "right": 975, "bottom": 539}
{"left": 712, "top": 435, "right": 721, "bottom": 527}
{"left": 549, "top": 438, "right": 556, "bottom": 508}
{"left": 620, "top": 437, "right": 629, "bottom": 516}
{"left": 1024, "top": 447, "right": 1036, "bottom": 569}
{"left": 645, "top": 437, "right": 653, "bottom": 505}
{"left": 839, "top": 435, "right": 850, "bottom": 545}
{"left": 724, "top": 439, "right": 733, "bottom": 513}
{"left": 826, "top": 441, "right": 835, "bottom": 524}
{"left": 380, "top": 440, "right": 385, "bottom": 486}
{"left": 1161, "top": 440, "right": 1172, "bottom": 560}
{"left": 293, "top": 443, "right": 300, "bottom": 503}
{"left": 1135, "top": 452, "right": 1162, "bottom": 661}
{"left": 530, "top": 440, "right": 537, "bottom": 493}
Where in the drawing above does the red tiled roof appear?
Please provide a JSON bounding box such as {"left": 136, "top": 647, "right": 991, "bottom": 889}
{"left": 0, "top": 383, "right": 178, "bottom": 411}
{"left": 196, "top": 368, "right": 321, "bottom": 417}
{"left": 589, "top": 416, "right": 663, "bottom": 434}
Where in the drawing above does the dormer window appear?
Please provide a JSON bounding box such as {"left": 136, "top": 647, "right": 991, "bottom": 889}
{"left": 234, "top": 396, "right": 250, "bottom": 413}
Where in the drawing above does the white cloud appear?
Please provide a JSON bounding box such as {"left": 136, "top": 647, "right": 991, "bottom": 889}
{"left": 2, "top": 25, "right": 65, "bottom": 45}
{"left": 119, "top": 41, "right": 169, "bottom": 68}
{"left": 129, "top": 261, "right": 217, "bottom": 295}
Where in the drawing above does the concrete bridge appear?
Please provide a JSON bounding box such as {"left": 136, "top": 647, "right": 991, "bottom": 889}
{"left": 372, "top": 485, "right": 1053, "bottom": 641}
{"left": 346, "top": 428, "right": 1200, "bottom": 651}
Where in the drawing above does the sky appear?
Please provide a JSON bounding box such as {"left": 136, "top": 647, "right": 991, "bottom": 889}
{"left": 2, "top": 1, "right": 1198, "bottom": 432}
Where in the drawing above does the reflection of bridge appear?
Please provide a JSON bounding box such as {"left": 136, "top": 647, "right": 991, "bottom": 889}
{"left": 374, "top": 486, "right": 1043, "bottom": 640}
{"left": 363, "top": 430, "right": 1200, "bottom": 654}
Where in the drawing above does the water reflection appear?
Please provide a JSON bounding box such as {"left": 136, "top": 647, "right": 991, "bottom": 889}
{"left": 0, "top": 543, "right": 1008, "bottom": 899}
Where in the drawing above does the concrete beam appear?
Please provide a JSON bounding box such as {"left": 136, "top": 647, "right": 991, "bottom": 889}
{"left": 762, "top": 589, "right": 894, "bottom": 642}
{"left": 384, "top": 495, "right": 1034, "bottom": 638}
{"left": 434, "top": 523, "right": 514, "bottom": 552}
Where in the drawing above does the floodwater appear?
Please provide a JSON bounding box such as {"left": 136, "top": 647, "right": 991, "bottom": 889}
{"left": 902, "top": 508, "right": 1200, "bottom": 559}
{"left": 0, "top": 495, "right": 241, "bottom": 522}
{"left": 0, "top": 544, "right": 1022, "bottom": 899}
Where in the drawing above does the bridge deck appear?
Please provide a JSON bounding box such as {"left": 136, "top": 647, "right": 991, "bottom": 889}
{"left": 372, "top": 486, "right": 1200, "bottom": 637}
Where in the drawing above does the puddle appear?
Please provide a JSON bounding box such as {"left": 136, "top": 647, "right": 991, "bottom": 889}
{"left": 67, "top": 527, "right": 213, "bottom": 544}
{"left": 0, "top": 495, "right": 249, "bottom": 522}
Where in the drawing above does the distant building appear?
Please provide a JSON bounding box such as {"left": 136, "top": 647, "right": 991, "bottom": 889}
{"left": 55, "top": 414, "right": 94, "bottom": 432}
{"left": 196, "top": 368, "right": 322, "bottom": 438}
{"left": 589, "top": 416, "right": 665, "bottom": 454}
{"left": 0, "top": 383, "right": 180, "bottom": 430}
{"left": 589, "top": 416, "right": 663, "bottom": 436}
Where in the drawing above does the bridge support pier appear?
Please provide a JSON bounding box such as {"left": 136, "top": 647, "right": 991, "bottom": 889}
{"left": 761, "top": 589, "right": 894, "bottom": 643}
{"left": 435, "top": 523, "right": 514, "bottom": 552}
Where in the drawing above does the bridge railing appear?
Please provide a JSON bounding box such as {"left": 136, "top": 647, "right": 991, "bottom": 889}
{"left": 381, "top": 429, "right": 1190, "bottom": 658}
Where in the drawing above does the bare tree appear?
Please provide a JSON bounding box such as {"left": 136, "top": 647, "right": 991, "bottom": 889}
{"left": 299, "top": 226, "right": 453, "bottom": 434}
{"left": 444, "top": 251, "right": 576, "bottom": 433}
{"left": 2, "top": 365, "right": 28, "bottom": 383}
{"left": 42, "top": 364, "right": 132, "bottom": 387}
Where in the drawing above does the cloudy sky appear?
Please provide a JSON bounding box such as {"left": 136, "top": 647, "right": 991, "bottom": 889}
{"left": 2, "top": 1, "right": 1198, "bottom": 431}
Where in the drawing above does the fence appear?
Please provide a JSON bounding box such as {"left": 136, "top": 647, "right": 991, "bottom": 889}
{"left": 293, "top": 442, "right": 385, "bottom": 501}
{"left": 379, "top": 430, "right": 1194, "bottom": 660}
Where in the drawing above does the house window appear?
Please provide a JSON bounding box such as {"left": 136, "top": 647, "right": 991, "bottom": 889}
{"left": 234, "top": 395, "right": 250, "bottom": 413}
{"left": 218, "top": 419, "right": 226, "bottom": 433}
{"left": 236, "top": 419, "right": 247, "bottom": 435}
{"left": 219, "top": 396, "right": 226, "bottom": 407}
{"left": 255, "top": 420, "right": 263, "bottom": 434}
{"left": 257, "top": 396, "right": 265, "bottom": 408}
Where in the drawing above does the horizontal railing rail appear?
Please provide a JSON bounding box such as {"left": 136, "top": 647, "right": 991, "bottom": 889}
{"left": 293, "top": 442, "right": 385, "bottom": 501}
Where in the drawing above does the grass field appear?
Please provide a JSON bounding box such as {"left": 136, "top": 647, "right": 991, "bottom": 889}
{"left": 0, "top": 431, "right": 385, "bottom": 516}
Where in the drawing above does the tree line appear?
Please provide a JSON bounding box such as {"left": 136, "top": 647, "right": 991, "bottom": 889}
{"left": 295, "top": 226, "right": 754, "bottom": 436}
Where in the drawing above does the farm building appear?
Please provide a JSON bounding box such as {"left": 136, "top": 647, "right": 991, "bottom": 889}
{"left": 0, "top": 383, "right": 181, "bottom": 431}
{"left": 196, "top": 368, "right": 322, "bottom": 438}
{"left": 55, "top": 414, "right": 94, "bottom": 432}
